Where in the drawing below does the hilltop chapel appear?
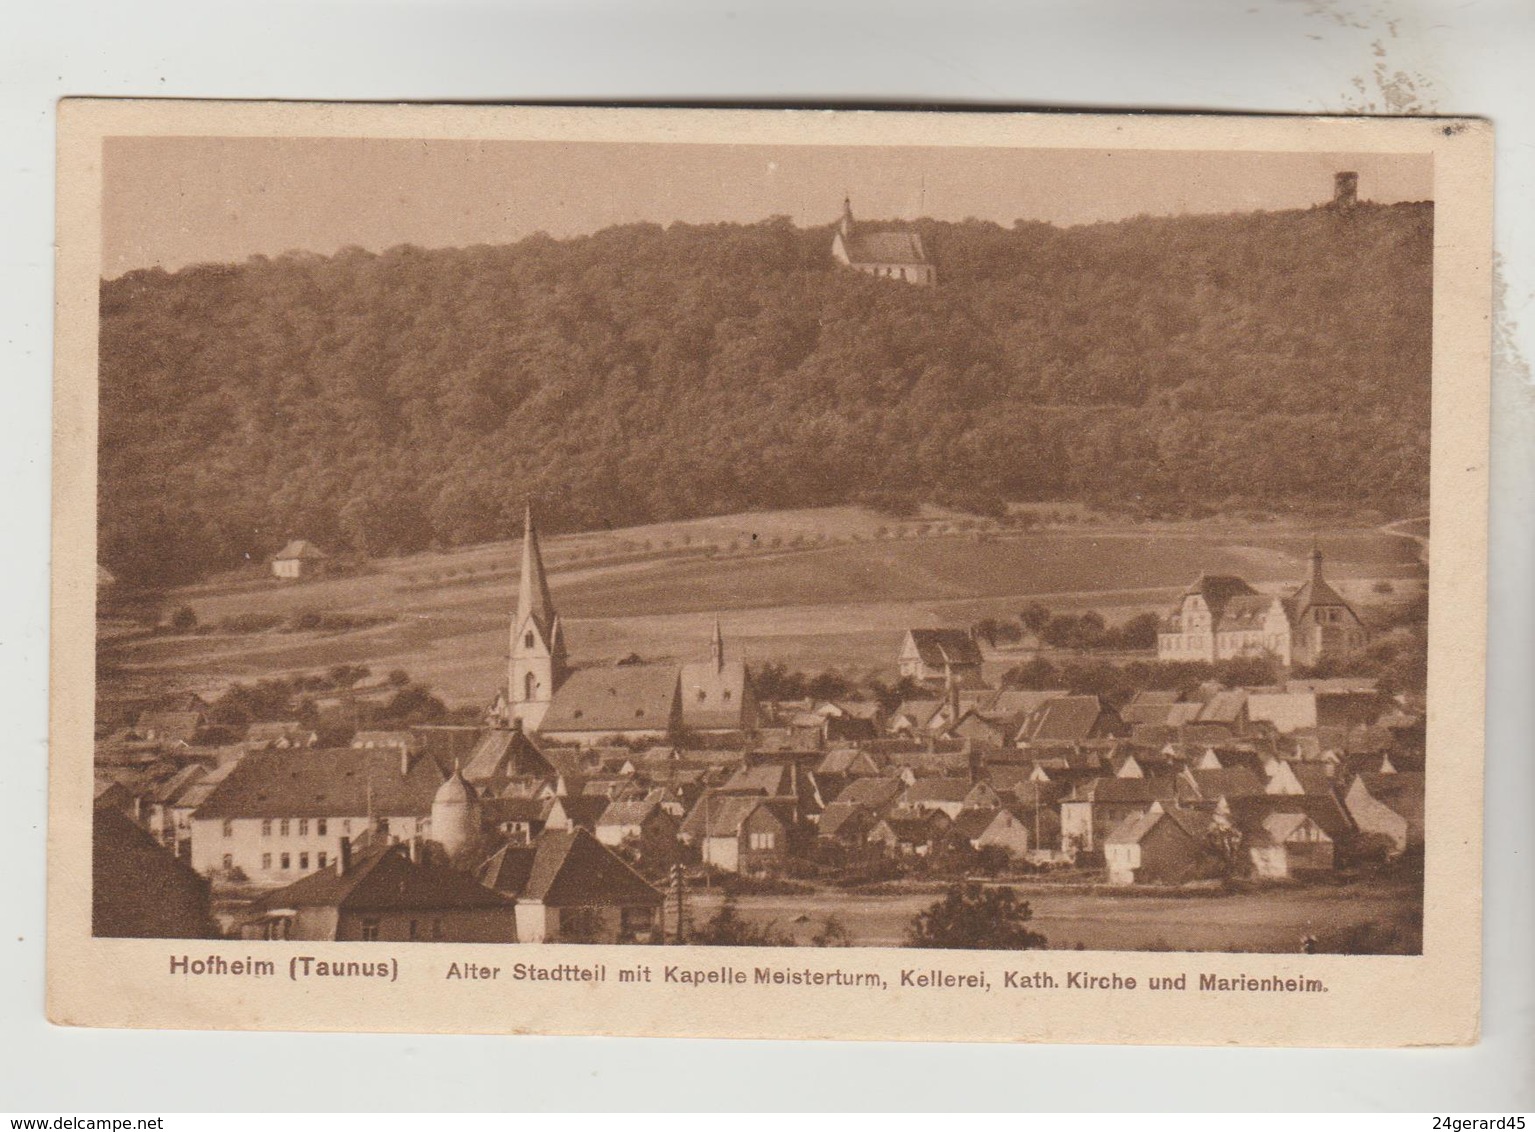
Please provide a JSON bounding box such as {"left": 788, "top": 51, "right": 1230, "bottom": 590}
{"left": 830, "top": 197, "right": 935, "bottom": 286}
{"left": 488, "top": 507, "right": 757, "bottom": 745}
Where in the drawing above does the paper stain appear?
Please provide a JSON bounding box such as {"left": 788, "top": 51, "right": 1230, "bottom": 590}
{"left": 1300, "top": 1, "right": 1440, "bottom": 113}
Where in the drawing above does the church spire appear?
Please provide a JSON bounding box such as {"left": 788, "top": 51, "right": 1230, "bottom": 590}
{"left": 516, "top": 501, "right": 556, "bottom": 636}
{"left": 1309, "top": 537, "right": 1324, "bottom": 583}
{"left": 710, "top": 617, "right": 725, "bottom": 672}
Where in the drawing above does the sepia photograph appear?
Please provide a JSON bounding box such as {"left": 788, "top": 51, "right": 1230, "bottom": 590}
{"left": 48, "top": 102, "right": 1491, "bottom": 1044}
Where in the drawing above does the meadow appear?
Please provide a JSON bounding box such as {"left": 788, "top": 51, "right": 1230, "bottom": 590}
{"left": 101, "top": 506, "right": 1426, "bottom": 708}
{"left": 687, "top": 880, "right": 1421, "bottom": 953}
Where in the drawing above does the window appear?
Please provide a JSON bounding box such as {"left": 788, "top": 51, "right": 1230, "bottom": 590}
{"left": 261, "top": 853, "right": 271, "bottom": 870}
{"left": 317, "top": 852, "right": 328, "bottom": 869}
{"left": 299, "top": 852, "right": 309, "bottom": 870}
{"left": 221, "top": 820, "right": 234, "bottom": 838}
{"left": 696, "top": 688, "right": 706, "bottom": 702}
{"left": 221, "top": 854, "right": 233, "bottom": 870}
{"left": 524, "top": 672, "right": 536, "bottom": 700}
{"left": 279, "top": 819, "right": 290, "bottom": 837}
{"left": 261, "top": 819, "right": 272, "bottom": 837}
{"left": 376, "top": 818, "right": 390, "bottom": 836}
{"left": 722, "top": 690, "right": 731, "bottom": 702}
{"left": 280, "top": 853, "right": 291, "bottom": 870}
{"left": 524, "top": 631, "right": 534, "bottom": 649}
{"left": 298, "top": 819, "right": 308, "bottom": 836}
{"left": 361, "top": 919, "right": 380, "bottom": 942}
{"left": 749, "top": 831, "right": 776, "bottom": 851}
{"left": 316, "top": 818, "right": 327, "bottom": 836}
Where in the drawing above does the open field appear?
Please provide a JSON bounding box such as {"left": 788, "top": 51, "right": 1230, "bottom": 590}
{"left": 687, "top": 880, "right": 1421, "bottom": 952}
{"left": 101, "top": 507, "right": 1426, "bottom": 707}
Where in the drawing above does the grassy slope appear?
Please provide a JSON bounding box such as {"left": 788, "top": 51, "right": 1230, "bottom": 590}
{"left": 104, "top": 508, "right": 1425, "bottom": 707}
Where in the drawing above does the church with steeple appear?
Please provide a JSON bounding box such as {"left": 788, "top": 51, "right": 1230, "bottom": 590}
{"left": 490, "top": 505, "right": 757, "bottom": 745}
{"left": 830, "top": 197, "right": 935, "bottom": 286}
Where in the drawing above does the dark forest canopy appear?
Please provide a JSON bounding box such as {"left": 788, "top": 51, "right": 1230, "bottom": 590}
{"left": 99, "top": 203, "right": 1432, "bottom": 586}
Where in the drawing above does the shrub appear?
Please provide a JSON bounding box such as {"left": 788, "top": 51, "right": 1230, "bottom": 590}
{"left": 904, "top": 883, "right": 1048, "bottom": 950}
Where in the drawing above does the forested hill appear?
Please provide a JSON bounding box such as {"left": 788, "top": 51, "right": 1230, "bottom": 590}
{"left": 99, "top": 202, "right": 1432, "bottom": 586}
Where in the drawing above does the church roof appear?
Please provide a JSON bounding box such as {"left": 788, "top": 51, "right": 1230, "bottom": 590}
{"left": 678, "top": 659, "right": 751, "bottom": 731}
{"left": 539, "top": 665, "right": 680, "bottom": 734}
{"left": 842, "top": 227, "right": 929, "bottom": 267}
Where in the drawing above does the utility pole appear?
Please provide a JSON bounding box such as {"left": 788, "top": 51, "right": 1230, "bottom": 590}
{"left": 669, "top": 863, "right": 688, "bottom": 944}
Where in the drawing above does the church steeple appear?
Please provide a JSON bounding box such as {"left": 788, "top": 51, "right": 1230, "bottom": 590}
{"left": 516, "top": 502, "right": 556, "bottom": 639}
{"left": 506, "top": 502, "right": 566, "bottom": 731}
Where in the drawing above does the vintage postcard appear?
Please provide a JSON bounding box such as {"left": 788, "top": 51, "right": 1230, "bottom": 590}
{"left": 50, "top": 101, "right": 1491, "bottom": 1044}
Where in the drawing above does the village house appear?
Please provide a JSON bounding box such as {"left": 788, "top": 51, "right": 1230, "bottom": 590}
{"left": 594, "top": 799, "right": 680, "bottom": 869}
{"left": 1344, "top": 771, "right": 1426, "bottom": 855}
{"left": 1059, "top": 775, "right": 1178, "bottom": 855}
{"left": 830, "top": 197, "right": 935, "bottom": 285}
{"left": 246, "top": 720, "right": 319, "bottom": 749}
{"left": 1103, "top": 801, "right": 1224, "bottom": 886}
{"left": 476, "top": 828, "right": 663, "bottom": 944}
{"left": 543, "top": 794, "right": 612, "bottom": 834}
{"left": 134, "top": 709, "right": 206, "bottom": 745}
{"left": 457, "top": 718, "right": 561, "bottom": 792}
{"left": 187, "top": 745, "right": 444, "bottom": 884}
{"left": 270, "top": 539, "right": 328, "bottom": 580}
{"left": 240, "top": 839, "right": 516, "bottom": 942}
{"left": 869, "top": 808, "right": 951, "bottom": 857}
{"left": 816, "top": 801, "right": 881, "bottom": 852}
{"left": 93, "top": 805, "right": 216, "bottom": 939}
{"left": 898, "top": 628, "right": 985, "bottom": 685}
{"left": 1014, "top": 695, "right": 1126, "bottom": 748}
{"left": 1238, "top": 809, "right": 1337, "bottom": 878}
{"left": 946, "top": 806, "right": 1033, "bottom": 858}
{"left": 680, "top": 794, "right": 799, "bottom": 875}
{"left": 1156, "top": 546, "right": 1368, "bottom": 666}
{"left": 899, "top": 777, "right": 976, "bottom": 820}
{"left": 480, "top": 794, "right": 551, "bottom": 844}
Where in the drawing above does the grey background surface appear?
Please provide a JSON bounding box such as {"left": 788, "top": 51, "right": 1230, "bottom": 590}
{"left": 2, "top": 0, "right": 1531, "bottom": 1111}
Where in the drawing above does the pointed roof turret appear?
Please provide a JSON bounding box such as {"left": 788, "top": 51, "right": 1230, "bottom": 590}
{"left": 710, "top": 617, "right": 725, "bottom": 672}
{"left": 516, "top": 502, "right": 557, "bottom": 639}
{"left": 1291, "top": 540, "right": 1350, "bottom": 614}
{"left": 433, "top": 760, "right": 479, "bottom": 806}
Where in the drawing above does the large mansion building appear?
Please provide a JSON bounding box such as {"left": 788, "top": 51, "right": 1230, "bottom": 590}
{"left": 1157, "top": 545, "right": 1368, "bottom": 667}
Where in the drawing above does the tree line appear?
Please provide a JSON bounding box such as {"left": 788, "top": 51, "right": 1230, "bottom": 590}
{"left": 99, "top": 202, "right": 1432, "bottom": 586}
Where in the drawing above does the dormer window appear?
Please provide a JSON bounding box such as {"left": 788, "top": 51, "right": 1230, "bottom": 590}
{"left": 525, "top": 631, "right": 535, "bottom": 649}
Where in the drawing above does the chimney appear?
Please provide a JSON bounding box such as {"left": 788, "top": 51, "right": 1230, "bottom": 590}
{"left": 337, "top": 836, "right": 352, "bottom": 877}
{"left": 1333, "top": 171, "right": 1358, "bottom": 210}
{"left": 964, "top": 738, "right": 981, "bottom": 785}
